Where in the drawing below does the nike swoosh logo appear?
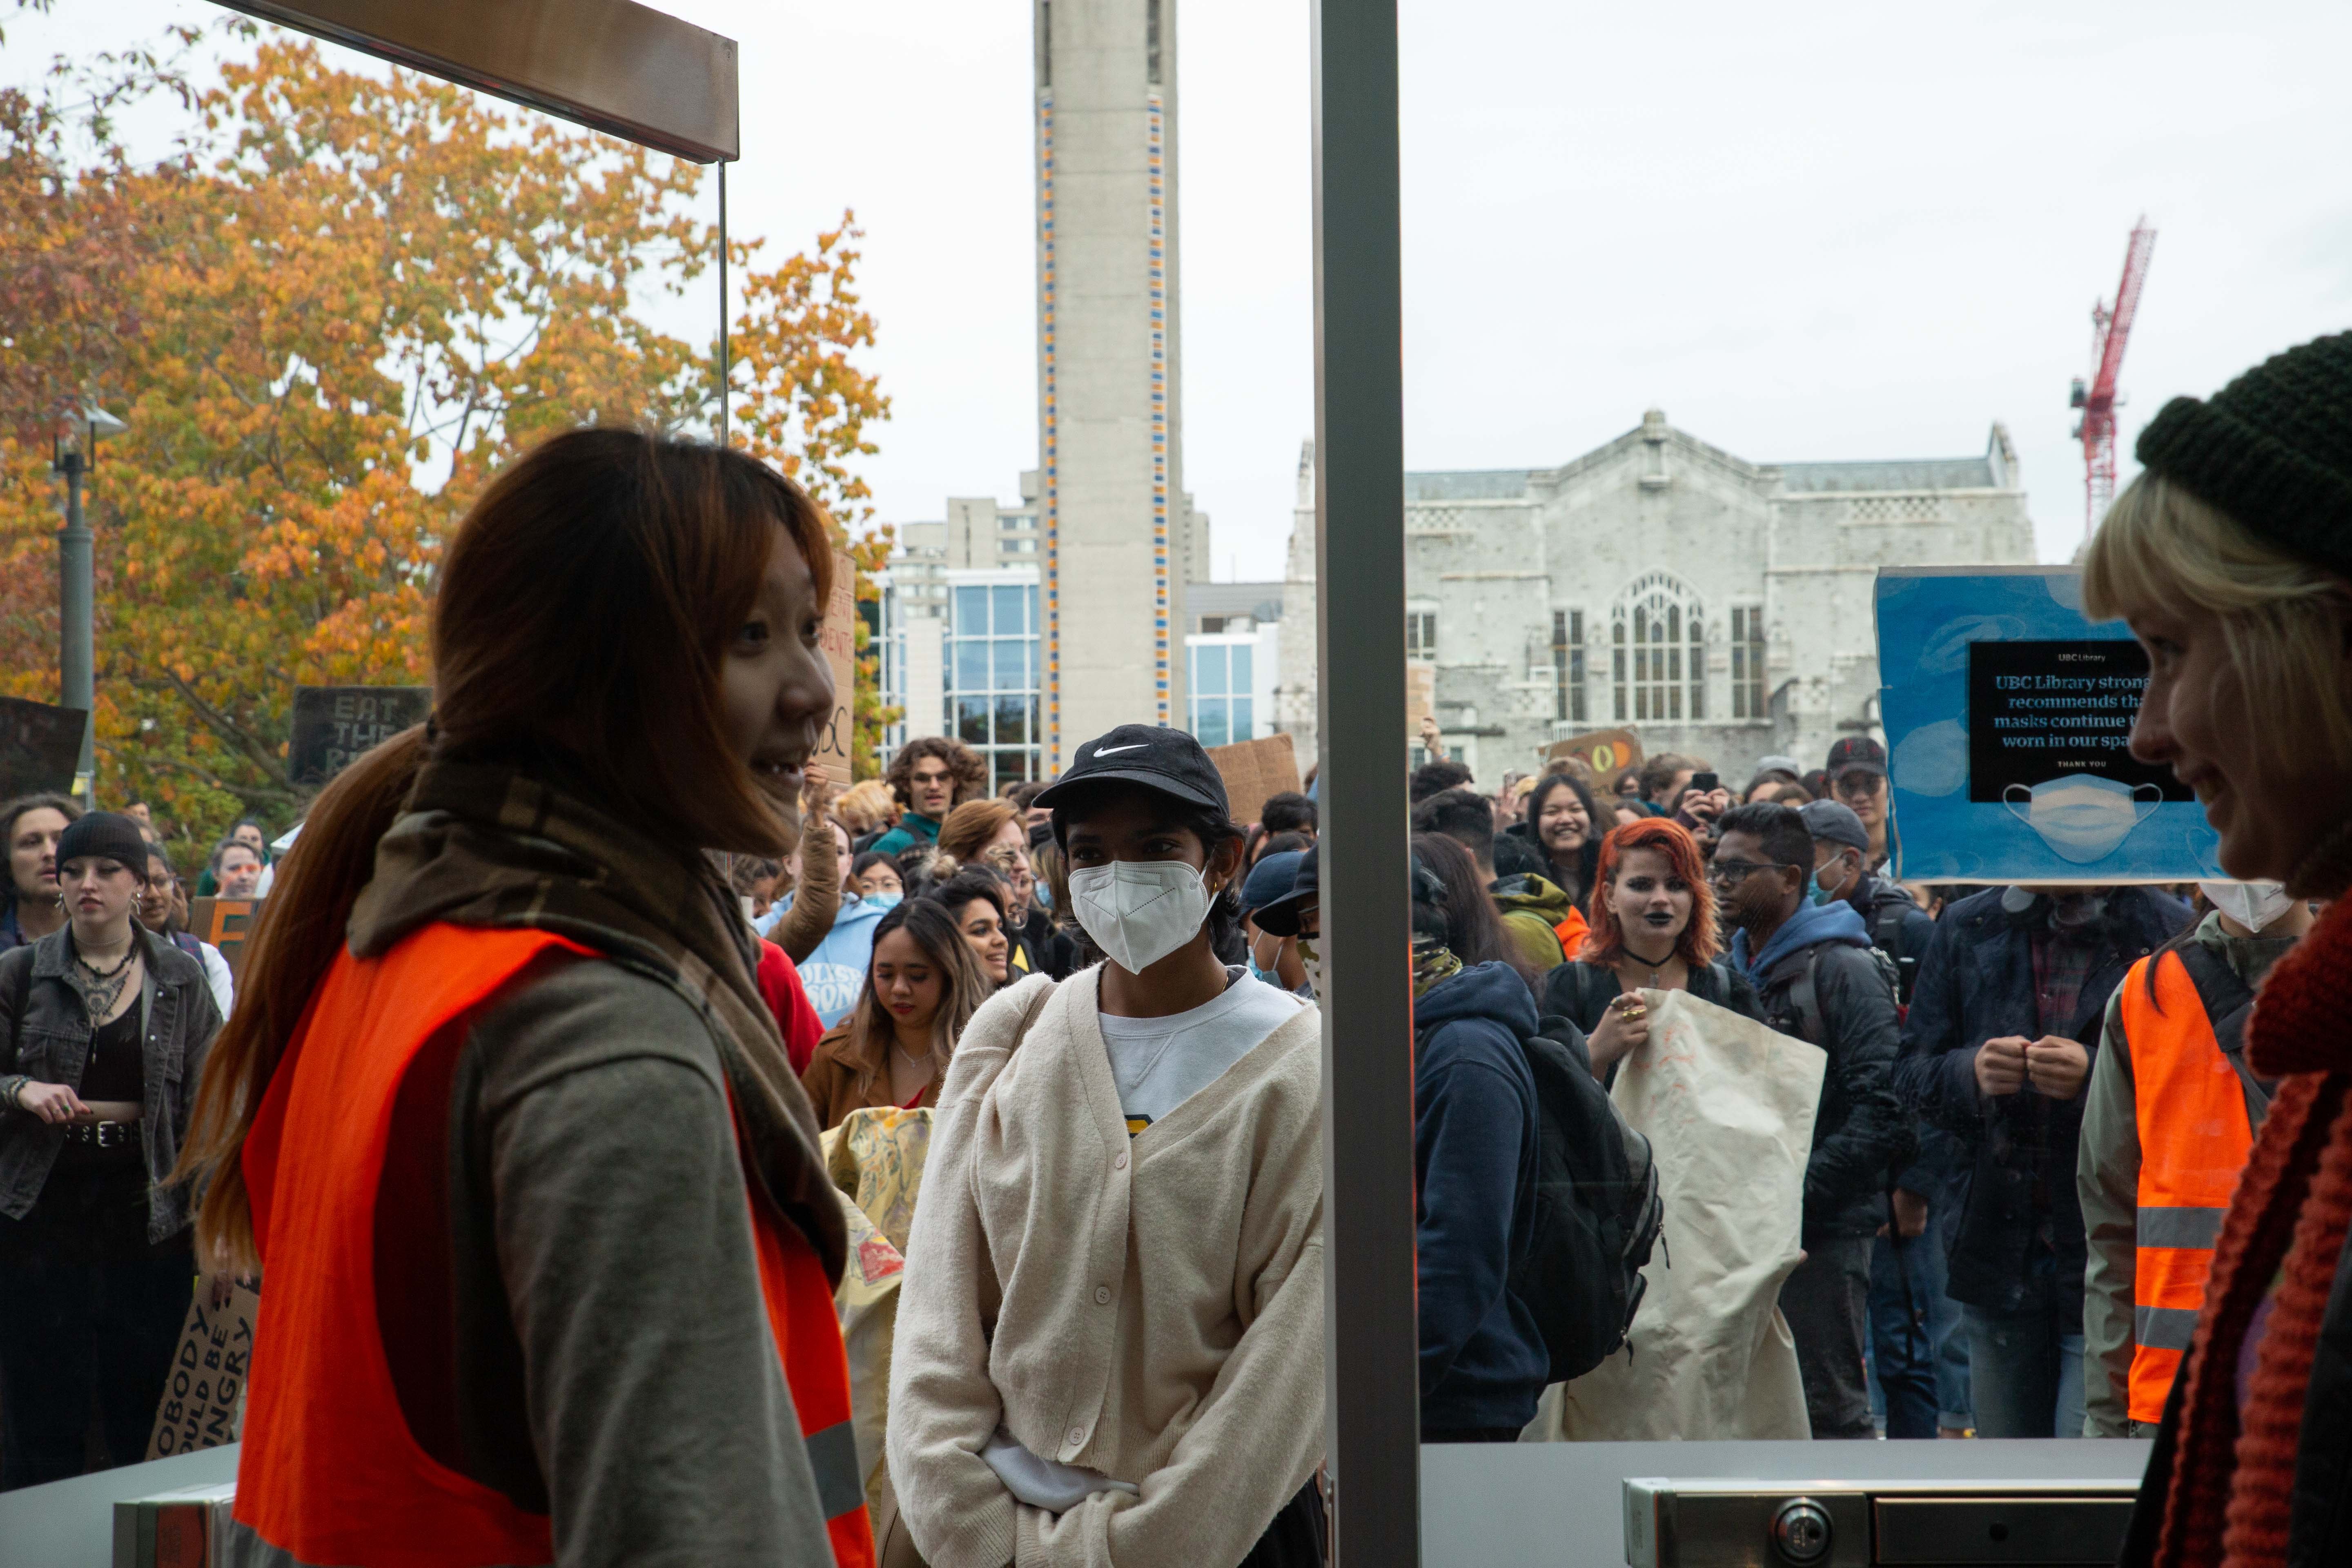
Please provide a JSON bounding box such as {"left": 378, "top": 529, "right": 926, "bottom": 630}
{"left": 1093, "top": 744, "right": 1147, "bottom": 755}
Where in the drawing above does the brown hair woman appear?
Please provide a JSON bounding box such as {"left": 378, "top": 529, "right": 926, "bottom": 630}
{"left": 800, "top": 898, "right": 993, "bottom": 1129}
{"left": 173, "top": 429, "right": 875, "bottom": 1567}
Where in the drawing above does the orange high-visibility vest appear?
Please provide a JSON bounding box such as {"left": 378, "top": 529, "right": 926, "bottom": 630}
{"left": 1553, "top": 906, "right": 1590, "bottom": 961}
{"left": 235, "top": 921, "right": 874, "bottom": 1568}
{"left": 2118, "top": 947, "right": 2256, "bottom": 1425}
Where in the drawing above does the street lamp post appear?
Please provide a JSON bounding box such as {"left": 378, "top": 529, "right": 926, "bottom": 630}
{"left": 54, "top": 404, "right": 126, "bottom": 806}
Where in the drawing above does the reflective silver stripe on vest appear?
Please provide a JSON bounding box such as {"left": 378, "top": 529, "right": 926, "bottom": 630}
{"left": 2136, "top": 1205, "right": 2227, "bottom": 1250}
{"left": 805, "top": 1418, "right": 865, "bottom": 1521}
{"left": 2135, "top": 1304, "right": 2201, "bottom": 1352}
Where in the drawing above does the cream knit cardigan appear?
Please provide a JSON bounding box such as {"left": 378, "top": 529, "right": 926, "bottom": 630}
{"left": 887, "top": 969, "right": 1325, "bottom": 1568}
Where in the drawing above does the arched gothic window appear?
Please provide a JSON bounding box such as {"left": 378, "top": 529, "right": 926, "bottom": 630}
{"left": 1612, "top": 572, "right": 1706, "bottom": 722}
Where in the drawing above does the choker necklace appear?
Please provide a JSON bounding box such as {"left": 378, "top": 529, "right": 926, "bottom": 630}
{"left": 76, "top": 939, "right": 138, "bottom": 1023}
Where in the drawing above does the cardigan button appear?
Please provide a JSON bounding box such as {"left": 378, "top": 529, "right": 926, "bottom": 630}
{"left": 1095, "top": 1285, "right": 1111, "bottom": 1305}
{"left": 1114, "top": 1151, "right": 1128, "bottom": 1171}
{"left": 1067, "top": 1426, "right": 1086, "bottom": 1446}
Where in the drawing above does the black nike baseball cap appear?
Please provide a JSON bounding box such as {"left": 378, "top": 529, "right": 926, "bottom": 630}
{"left": 1033, "top": 724, "right": 1230, "bottom": 815}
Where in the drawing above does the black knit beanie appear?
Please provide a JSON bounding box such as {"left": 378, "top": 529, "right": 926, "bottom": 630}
{"left": 2134, "top": 330, "right": 2352, "bottom": 577}
{"left": 54, "top": 811, "right": 150, "bottom": 879}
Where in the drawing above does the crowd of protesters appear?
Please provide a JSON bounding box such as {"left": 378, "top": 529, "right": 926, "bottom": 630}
{"left": 0, "top": 331, "right": 2346, "bottom": 1568}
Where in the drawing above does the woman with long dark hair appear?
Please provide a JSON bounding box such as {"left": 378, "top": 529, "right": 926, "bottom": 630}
{"left": 801, "top": 899, "right": 992, "bottom": 1128}
{"left": 1541, "top": 817, "right": 1763, "bottom": 1079}
{"left": 1516, "top": 772, "right": 1602, "bottom": 907}
{"left": 172, "top": 429, "right": 872, "bottom": 1567}
{"left": 0, "top": 812, "right": 222, "bottom": 1487}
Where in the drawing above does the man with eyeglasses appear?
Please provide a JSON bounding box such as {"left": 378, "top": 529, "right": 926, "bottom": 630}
{"left": 1712, "top": 802, "right": 1909, "bottom": 1441}
{"left": 1825, "top": 737, "right": 1892, "bottom": 872}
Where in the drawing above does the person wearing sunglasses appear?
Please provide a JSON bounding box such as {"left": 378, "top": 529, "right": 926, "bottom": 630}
{"left": 1711, "top": 802, "right": 1909, "bottom": 1443}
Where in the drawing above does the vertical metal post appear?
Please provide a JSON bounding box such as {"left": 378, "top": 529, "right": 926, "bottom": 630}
{"left": 1312, "top": 0, "right": 1417, "bottom": 1561}
{"left": 717, "top": 159, "right": 731, "bottom": 447}
{"left": 56, "top": 450, "right": 94, "bottom": 804}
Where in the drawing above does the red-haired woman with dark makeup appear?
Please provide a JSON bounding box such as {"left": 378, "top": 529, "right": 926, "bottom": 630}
{"left": 1539, "top": 817, "right": 1765, "bottom": 1080}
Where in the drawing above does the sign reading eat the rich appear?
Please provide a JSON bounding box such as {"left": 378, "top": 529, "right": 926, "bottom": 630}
{"left": 289, "top": 686, "right": 431, "bottom": 788}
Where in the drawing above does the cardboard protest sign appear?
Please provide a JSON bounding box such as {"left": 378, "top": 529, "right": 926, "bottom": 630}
{"left": 188, "top": 898, "right": 258, "bottom": 974}
{"left": 816, "top": 550, "right": 859, "bottom": 777}
{"left": 1544, "top": 726, "right": 1642, "bottom": 779}
{"left": 1404, "top": 662, "right": 1435, "bottom": 735}
{"left": 1876, "top": 566, "right": 2219, "bottom": 883}
{"left": 1207, "top": 733, "right": 1302, "bottom": 826}
{"left": 289, "top": 686, "right": 431, "bottom": 788}
{"left": 0, "top": 695, "right": 87, "bottom": 797}
{"left": 147, "top": 1277, "right": 261, "bottom": 1460}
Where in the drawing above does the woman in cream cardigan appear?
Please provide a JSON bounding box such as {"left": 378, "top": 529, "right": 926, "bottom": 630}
{"left": 889, "top": 724, "right": 1325, "bottom": 1568}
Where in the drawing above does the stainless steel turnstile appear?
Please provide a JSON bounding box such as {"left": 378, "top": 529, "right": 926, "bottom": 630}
{"left": 1624, "top": 1477, "right": 2138, "bottom": 1568}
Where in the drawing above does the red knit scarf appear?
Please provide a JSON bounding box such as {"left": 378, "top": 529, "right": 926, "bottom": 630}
{"left": 2152, "top": 894, "right": 2352, "bottom": 1568}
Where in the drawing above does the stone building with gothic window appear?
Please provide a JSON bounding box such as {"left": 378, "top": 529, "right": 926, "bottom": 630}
{"left": 1273, "top": 410, "right": 2037, "bottom": 783}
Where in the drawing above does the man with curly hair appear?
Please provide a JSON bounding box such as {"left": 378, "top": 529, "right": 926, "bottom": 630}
{"left": 871, "top": 737, "right": 986, "bottom": 857}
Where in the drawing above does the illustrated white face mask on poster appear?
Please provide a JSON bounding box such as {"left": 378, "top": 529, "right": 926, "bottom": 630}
{"left": 1069, "top": 859, "right": 1213, "bottom": 973}
{"left": 2199, "top": 880, "right": 2297, "bottom": 933}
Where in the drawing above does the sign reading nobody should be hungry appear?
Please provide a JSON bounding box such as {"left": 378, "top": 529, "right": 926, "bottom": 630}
{"left": 289, "top": 686, "right": 431, "bottom": 788}
{"left": 1875, "top": 566, "right": 2219, "bottom": 884}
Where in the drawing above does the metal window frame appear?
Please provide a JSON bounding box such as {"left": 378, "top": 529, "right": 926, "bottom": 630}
{"left": 1313, "top": 0, "right": 1419, "bottom": 1562}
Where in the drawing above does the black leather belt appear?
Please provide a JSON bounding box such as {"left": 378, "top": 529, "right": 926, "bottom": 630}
{"left": 62, "top": 1120, "right": 140, "bottom": 1148}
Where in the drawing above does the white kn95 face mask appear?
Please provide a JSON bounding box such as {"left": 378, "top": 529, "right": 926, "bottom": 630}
{"left": 1069, "top": 859, "right": 1212, "bottom": 974}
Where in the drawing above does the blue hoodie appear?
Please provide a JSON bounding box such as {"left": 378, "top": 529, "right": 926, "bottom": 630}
{"left": 1412, "top": 960, "right": 1549, "bottom": 1434}
{"left": 792, "top": 897, "right": 891, "bottom": 1027}
{"left": 1731, "top": 894, "right": 1871, "bottom": 987}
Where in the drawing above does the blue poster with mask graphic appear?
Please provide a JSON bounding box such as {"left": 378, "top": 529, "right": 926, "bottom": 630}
{"left": 1875, "top": 566, "right": 2223, "bottom": 884}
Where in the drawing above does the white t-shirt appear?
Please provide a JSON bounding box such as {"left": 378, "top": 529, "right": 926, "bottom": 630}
{"left": 1096, "top": 968, "right": 1304, "bottom": 1136}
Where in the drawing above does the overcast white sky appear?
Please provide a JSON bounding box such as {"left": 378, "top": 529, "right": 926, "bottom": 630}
{"left": 11, "top": 2, "right": 2351, "bottom": 578}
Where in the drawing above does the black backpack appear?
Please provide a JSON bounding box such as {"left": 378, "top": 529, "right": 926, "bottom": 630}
{"left": 1431, "top": 1010, "right": 1664, "bottom": 1383}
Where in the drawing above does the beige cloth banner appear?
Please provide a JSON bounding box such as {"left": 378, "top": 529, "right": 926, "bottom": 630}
{"left": 1526, "top": 987, "right": 1823, "bottom": 1441}
{"left": 823, "top": 1106, "right": 933, "bottom": 1535}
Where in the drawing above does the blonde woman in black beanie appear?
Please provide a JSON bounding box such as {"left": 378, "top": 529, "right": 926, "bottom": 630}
{"left": 2080, "top": 331, "right": 2352, "bottom": 1568}
{"left": 0, "top": 810, "right": 223, "bottom": 1486}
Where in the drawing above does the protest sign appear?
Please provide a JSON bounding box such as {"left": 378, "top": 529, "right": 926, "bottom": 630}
{"left": 188, "top": 898, "right": 259, "bottom": 974}
{"left": 1544, "top": 725, "right": 1642, "bottom": 778}
{"left": 1532, "top": 990, "right": 1818, "bottom": 1442}
{"left": 1404, "top": 662, "right": 1434, "bottom": 736}
{"left": 816, "top": 550, "right": 858, "bottom": 776}
{"left": 289, "top": 686, "right": 431, "bottom": 788}
{"left": 0, "top": 695, "right": 86, "bottom": 797}
{"left": 1207, "top": 733, "right": 1302, "bottom": 826}
{"left": 147, "top": 1277, "right": 261, "bottom": 1460}
{"left": 1875, "top": 566, "right": 2221, "bottom": 883}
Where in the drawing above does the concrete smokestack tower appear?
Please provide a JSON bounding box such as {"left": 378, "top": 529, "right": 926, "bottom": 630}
{"left": 1035, "top": 0, "right": 1196, "bottom": 766}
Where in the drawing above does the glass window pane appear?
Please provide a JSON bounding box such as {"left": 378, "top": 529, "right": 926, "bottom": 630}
{"left": 1232, "top": 697, "right": 1252, "bottom": 740}
{"left": 996, "top": 695, "right": 1027, "bottom": 747}
{"left": 1196, "top": 697, "right": 1229, "bottom": 748}
{"left": 1198, "top": 644, "right": 1229, "bottom": 693}
{"left": 993, "top": 584, "right": 1026, "bottom": 634}
{"left": 955, "top": 638, "right": 990, "bottom": 692}
{"left": 956, "top": 585, "right": 989, "bottom": 632}
{"left": 1232, "top": 644, "right": 1252, "bottom": 689}
{"left": 995, "top": 638, "right": 1027, "bottom": 690}
{"left": 956, "top": 697, "right": 991, "bottom": 747}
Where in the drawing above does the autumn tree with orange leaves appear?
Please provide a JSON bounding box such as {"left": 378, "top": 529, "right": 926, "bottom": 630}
{"left": 0, "top": 28, "right": 893, "bottom": 851}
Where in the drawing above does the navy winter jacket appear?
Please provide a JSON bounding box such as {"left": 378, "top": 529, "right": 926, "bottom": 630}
{"left": 1412, "top": 960, "right": 1548, "bottom": 1434}
{"left": 1732, "top": 899, "right": 1913, "bottom": 1240}
{"left": 1891, "top": 886, "right": 2190, "bottom": 1325}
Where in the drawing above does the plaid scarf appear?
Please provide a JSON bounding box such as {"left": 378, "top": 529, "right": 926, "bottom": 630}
{"left": 350, "top": 757, "right": 844, "bottom": 1283}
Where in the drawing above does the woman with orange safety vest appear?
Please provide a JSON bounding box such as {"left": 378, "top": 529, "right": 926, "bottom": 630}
{"left": 174, "top": 430, "right": 874, "bottom": 1568}
{"left": 2079, "top": 884, "right": 2311, "bottom": 1439}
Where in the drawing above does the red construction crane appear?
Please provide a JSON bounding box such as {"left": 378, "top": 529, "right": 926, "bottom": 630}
{"left": 2070, "top": 218, "right": 2157, "bottom": 539}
